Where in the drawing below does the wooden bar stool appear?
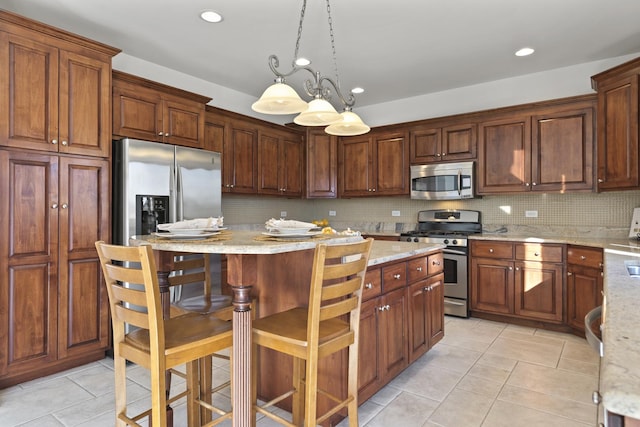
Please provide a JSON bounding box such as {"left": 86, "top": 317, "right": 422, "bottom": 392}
{"left": 252, "top": 238, "right": 373, "bottom": 427}
{"left": 95, "top": 241, "right": 233, "bottom": 427}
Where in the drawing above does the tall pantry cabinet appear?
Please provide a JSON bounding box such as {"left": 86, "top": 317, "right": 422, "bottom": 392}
{"left": 0, "top": 10, "right": 119, "bottom": 387}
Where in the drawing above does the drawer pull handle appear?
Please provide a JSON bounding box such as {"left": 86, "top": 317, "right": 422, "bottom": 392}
{"left": 365, "top": 283, "right": 373, "bottom": 289}
{"left": 567, "top": 272, "right": 573, "bottom": 276}
{"left": 534, "top": 252, "right": 540, "bottom": 257}
{"left": 416, "top": 267, "right": 422, "bottom": 272}
{"left": 581, "top": 255, "right": 587, "bottom": 260}
{"left": 393, "top": 274, "right": 401, "bottom": 280}
{"left": 432, "top": 261, "right": 441, "bottom": 266}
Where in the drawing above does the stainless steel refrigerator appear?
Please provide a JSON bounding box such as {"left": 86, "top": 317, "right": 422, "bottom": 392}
{"left": 112, "top": 138, "right": 222, "bottom": 245}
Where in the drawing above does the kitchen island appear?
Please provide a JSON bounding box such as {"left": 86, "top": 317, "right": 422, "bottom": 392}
{"left": 132, "top": 231, "right": 444, "bottom": 426}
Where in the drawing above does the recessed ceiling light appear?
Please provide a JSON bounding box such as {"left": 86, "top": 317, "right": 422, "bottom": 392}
{"left": 515, "top": 47, "right": 535, "bottom": 57}
{"left": 200, "top": 10, "right": 223, "bottom": 23}
{"left": 351, "top": 87, "right": 364, "bottom": 94}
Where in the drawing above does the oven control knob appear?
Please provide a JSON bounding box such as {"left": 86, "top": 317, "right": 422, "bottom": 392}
{"left": 443, "top": 239, "right": 449, "bottom": 245}
{"left": 452, "top": 239, "right": 458, "bottom": 245}
{"left": 413, "top": 238, "right": 419, "bottom": 243}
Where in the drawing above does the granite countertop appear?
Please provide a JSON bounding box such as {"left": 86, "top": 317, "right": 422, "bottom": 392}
{"left": 131, "top": 230, "right": 444, "bottom": 265}
{"left": 601, "top": 249, "right": 640, "bottom": 419}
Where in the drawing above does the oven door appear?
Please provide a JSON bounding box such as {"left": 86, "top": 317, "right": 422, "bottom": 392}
{"left": 442, "top": 248, "right": 469, "bottom": 317}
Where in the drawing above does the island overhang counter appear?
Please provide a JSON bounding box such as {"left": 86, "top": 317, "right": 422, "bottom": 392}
{"left": 131, "top": 231, "right": 444, "bottom": 426}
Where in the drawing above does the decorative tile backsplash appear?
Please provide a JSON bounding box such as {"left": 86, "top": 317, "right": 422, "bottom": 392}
{"left": 221, "top": 190, "right": 640, "bottom": 235}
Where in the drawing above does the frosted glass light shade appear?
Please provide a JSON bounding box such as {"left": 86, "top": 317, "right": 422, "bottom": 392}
{"left": 251, "top": 82, "right": 308, "bottom": 114}
{"left": 325, "top": 110, "right": 370, "bottom": 136}
{"left": 293, "top": 98, "right": 341, "bottom": 126}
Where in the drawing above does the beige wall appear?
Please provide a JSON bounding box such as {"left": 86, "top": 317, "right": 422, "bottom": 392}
{"left": 222, "top": 190, "right": 640, "bottom": 230}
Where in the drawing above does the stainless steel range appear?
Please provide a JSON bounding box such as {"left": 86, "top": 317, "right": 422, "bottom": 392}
{"left": 401, "top": 209, "right": 481, "bottom": 318}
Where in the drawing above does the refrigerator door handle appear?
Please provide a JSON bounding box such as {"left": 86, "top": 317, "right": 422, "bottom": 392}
{"left": 176, "top": 164, "right": 184, "bottom": 221}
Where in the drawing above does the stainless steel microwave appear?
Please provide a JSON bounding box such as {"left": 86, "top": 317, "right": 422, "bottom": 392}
{"left": 410, "top": 161, "right": 475, "bottom": 200}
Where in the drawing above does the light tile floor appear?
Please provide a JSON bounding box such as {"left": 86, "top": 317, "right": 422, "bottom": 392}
{"left": 0, "top": 316, "right": 600, "bottom": 426}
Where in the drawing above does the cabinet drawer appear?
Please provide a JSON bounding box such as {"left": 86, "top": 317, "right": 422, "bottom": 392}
{"left": 471, "top": 241, "right": 513, "bottom": 259}
{"left": 382, "top": 262, "right": 407, "bottom": 292}
{"left": 567, "top": 246, "right": 603, "bottom": 269}
{"left": 363, "top": 268, "right": 382, "bottom": 301}
{"left": 428, "top": 252, "right": 444, "bottom": 275}
{"left": 515, "top": 243, "right": 563, "bottom": 263}
{"left": 407, "top": 257, "right": 429, "bottom": 283}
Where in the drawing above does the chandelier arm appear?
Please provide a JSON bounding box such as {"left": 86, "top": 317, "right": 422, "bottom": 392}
{"left": 317, "top": 76, "right": 355, "bottom": 108}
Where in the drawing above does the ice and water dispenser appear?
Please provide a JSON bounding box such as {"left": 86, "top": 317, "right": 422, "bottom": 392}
{"left": 135, "top": 195, "right": 169, "bottom": 235}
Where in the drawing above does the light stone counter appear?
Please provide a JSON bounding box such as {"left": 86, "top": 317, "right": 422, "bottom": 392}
{"left": 368, "top": 240, "right": 445, "bottom": 266}
{"left": 601, "top": 249, "right": 640, "bottom": 419}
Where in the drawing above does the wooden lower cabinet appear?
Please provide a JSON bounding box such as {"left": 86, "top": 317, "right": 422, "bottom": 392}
{"left": 408, "top": 273, "right": 445, "bottom": 363}
{"left": 0, "top": 149, "right": 110, "bottom": 386}
{"left": 470, "top": 241, "right": 564, "bottom": 323}
{"left": 566, "top": 245, "right": 604, "bottom": 334}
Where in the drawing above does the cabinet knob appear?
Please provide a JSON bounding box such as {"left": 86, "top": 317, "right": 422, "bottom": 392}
{"left": 385, "top": 304, "right": 390, "bottom": 310}
{"left": 61, "top": 140, "right": 68, "bottom": 146}
{"left": 515, "top": 267, "right": 520, "bottom": 271}
{"left": 532, "top": 182, "right": 537, "bottom": 186}
{"left": 372, "top": 188, "right": 376, "bottom": 192}
{"left": 489, "top": 248, "right": 494, "bottom": 253}
{"left": 416, "top": 266, "right": 422, "bottom": 272}
{"left": 52, "top": 139, "right": 58, "bottom": 145}
{"left": 534, "top": 252, "right": 540, "bottom": 257}
{"left": 365, "top": 283, "right": 373, "bottom": 289}
{"left": 441, "top": 153, "right": 446, "bottom": 156}
{"left": 581, "top": 255, "right": 587, "bottom": 260}
{"left": 436, "top": 153, "right": 441, "bottom": 157}
{"left": 509, "top": 266, "right": 513, "bottom": 270}
{"left": 598, "top": 178, "right": 604, "bottom": 183}
{"left": 61, "top": 203, "right": 68, "bottom": 209}
{"left": 567, "top": 271, "right": 573, "bottom": 276}
{"left": 165, "top": 133, "right": 170, "bottom": 137}
{"left": 432, "top": 260, "right": 441, "bottom": 266}
{"left": 393, "top": 274, "right": 401, "bottom": 279}
{"left": 525, "top": 182, "right": 530, "bottom": 187}
{"left": 158, "top": 132, "right": 163, "bottom": 136}
{"left": 51, "top": 203, "right": 58, "bottom": 209}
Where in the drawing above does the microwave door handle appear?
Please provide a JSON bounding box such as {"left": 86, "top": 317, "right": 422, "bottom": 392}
{"left": 458, "top": 170, "right": 462, "bottom": 196}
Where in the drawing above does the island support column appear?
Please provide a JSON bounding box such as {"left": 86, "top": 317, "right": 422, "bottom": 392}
{"left": 226, "top": 254, "right": 257, "bottom": 427}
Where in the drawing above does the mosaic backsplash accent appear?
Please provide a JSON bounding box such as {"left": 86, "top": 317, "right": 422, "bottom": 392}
{"left": 221, "top": 190, "right": 640, "bottom": 237}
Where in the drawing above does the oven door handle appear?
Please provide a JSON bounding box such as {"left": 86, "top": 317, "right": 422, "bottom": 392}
{"left": 443, "top": 248, "right": 467, "bottom": 256}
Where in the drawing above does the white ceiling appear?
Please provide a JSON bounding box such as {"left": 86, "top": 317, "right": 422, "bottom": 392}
{"left": 3, "top": 0, "right": 640, "bottom": 110}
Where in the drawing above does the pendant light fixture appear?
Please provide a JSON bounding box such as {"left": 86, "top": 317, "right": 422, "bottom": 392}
{"left": 251, "top": 0, "right": 370, "bottom": 136}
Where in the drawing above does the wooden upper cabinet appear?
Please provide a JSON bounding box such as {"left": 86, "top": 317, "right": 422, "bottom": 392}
{"left": 477, "top": 114, "right": 531, "bottom": 194}
{"left": 477, "top": 96, "right": 596, "bottom": 195}
{"left": 112, "top": 71, "right": 211, "bottom": 148}
{"left": 257, "top": 127, "right": 303, "bottom": 197}
{"left": 410, "top": 122, "right": 476, "bottom": 164}
{"left": 0, "top": 15, "right": 118, "bottom": 157}
{"left": 339, "top": 130, "right": 409, "bottom": 197}
{"left": 306, "top": 129, "right": 337, "bottom": 198}
{"left": 223, "top": 119, "right": 258, "bottom": 194}
{"left": 591, "top": 58, "right": 640, "bottom": 191}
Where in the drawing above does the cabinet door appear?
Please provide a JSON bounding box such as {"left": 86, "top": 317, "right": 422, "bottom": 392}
{"left": 531, "top": 106, "right": 594, "bottom": 192}
{"left": 374, "top": 132, "right": 409, "bottom": 195}
{"left": 0, "top": 151, "right": 59, "bottom": 375}
{"left": 470, "top": 257, "right": 514, "bottom": 314}
{"left": 204, "top": 116, "right": 225, "bottom": 153}
{"left": 357, "top": 297, "right": 382, "bottom": 402}
{"left": 224, "top": 122, "right": 258, "bottom": 193}
{"left": 514, "top": 261, "right": 564, "bottom": 322}
{"left": 282, "top": 135, "right": 303, "bottom": 197}
{"left": 112, "top": 84, "right": 163, "bottom": 142}
{"left": 409, "top": 127, "right": 441, "bottom": 163}
{"left": 596, "top": 75, "right": 639, "bottom": 190}
{"left": 57, "top": 157, "right": 110, "bottom": 358}
{"left": 58, "top": 50, "right": 111, "bottom": 157}
{"left": 163, "top": 99, "right": 205, "bottom": 148}
{"left": 477, "top": 115, "right": 531, "bottom": 194}
{"left": 441, "top": 123, "right": 477, "bottom": 161}
{"left": 407, "top": 281, "right": 428, "bottom": 363}
{"left": 257, "top": 132, "right": 281, "bottom": 195}
{"left": 306, "top": 129, "right": 337, "bottom": 198}
{"left": 427, "top": 273, "right": 445, "bottom": 347}
{"left": 380, "top": 288, "right": 408, "bottom": 382}
{"left": 567, "top": 265, "right": 603, "bottom": 332}
{"left": 339, "top": 135, "right": 372, "bottom": 196}
{"left": 0, "top": 33, "right": 59, "bottom": 152}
